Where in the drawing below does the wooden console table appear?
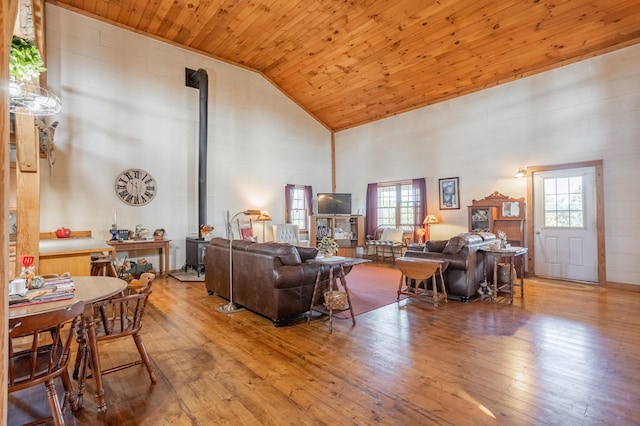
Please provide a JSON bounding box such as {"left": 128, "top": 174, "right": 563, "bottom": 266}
{"left": 107, "top": 239, "right": 171, "bottom": 275}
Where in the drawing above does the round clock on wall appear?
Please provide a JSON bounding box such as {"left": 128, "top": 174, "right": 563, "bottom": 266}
{"left": 115, "top": 168, "right": 157, "bottom": 206}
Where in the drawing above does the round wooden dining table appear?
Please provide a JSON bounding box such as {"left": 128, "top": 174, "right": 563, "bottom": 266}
{"left": 9, "top": 276, "right": 128, "bottom": 414}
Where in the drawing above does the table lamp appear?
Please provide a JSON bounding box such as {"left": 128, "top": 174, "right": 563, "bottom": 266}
{"left": 423, "top": 214, "right": 439, "bottom": 241}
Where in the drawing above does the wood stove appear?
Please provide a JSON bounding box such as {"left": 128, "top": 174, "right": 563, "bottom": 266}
{"left": 184, "top": 237, "right": 208, "bottom": 276}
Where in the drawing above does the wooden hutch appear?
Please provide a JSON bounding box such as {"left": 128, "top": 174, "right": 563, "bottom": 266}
{"left": 468, "top": 192, "right": 525, "bottom": 247}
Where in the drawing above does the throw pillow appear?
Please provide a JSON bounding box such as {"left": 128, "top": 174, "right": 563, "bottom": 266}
{"left": 379, "top": 228, "right": 403, "bottom": 243}
{"left": 426, "top": 240, "right": 448, "bottom": 253}
{"left": 443, "top": 236, "right": 466, "bottom": 254}
{"left": 296, "top": 246, "right": 318, "bottom": 262}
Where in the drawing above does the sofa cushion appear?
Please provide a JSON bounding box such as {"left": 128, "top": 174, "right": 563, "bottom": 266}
{"left": 426, "top": 240, "right": 448, "bottom": 253}
{"left": 459, "top": 233, "right": 484, "bottom": 245}
{"left": 380, "top": 228, "right": 404, "bottom": 242}
{"left": 247, "top": 242, "right": 302, "bottom": 266}
{"left": 473, "top": 231, "right": 496, "bottom": 241}
{"left": 296, "top": 246, "right": 318, "bottom": 262}
{"left": 443, "top": 236, "right": 466, "bottom": 254}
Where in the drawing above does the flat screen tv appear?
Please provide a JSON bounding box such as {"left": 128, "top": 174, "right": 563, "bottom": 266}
{"left": 317, "top": 193, "right": 352, "bottom": 215}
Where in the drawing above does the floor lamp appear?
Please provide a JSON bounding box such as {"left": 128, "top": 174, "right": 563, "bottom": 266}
{"left": 256, "top": 212, "right": 272, "bottom": 242}
{"left": 423, "top": 214, "right": 439, "bottom": 241}
{"left": 217, "top": 209, "right": 261, "bottom": 313}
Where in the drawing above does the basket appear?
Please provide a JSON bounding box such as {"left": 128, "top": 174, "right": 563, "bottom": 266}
{"left": 323, "top": 290, "right": 348, "bottom": 310}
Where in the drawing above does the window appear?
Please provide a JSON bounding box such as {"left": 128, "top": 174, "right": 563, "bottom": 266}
{"left": 290, "top": 186, "right": 308, "bottom": 231}
{"left": 376, "top": 181, "right": 421, "bottom": 228}
{"left": 543, "top": 176, "right": 584, "bottom": 227}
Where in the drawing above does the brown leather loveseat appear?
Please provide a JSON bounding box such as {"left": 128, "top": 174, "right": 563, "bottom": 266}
{"left": 403, "top": 232, "right": 496, "bottom": 301}
{"left": 204, "top": 238, "right": 330, "bottom": 326}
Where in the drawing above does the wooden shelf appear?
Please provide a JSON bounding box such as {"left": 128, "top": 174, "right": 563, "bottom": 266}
{"left": 309, "top": 215, "right": 365, "bottom": 254}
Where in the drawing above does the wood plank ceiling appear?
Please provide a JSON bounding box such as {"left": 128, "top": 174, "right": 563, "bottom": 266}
{"left": 49, "top": 0, "right": 640, "bottom": 131}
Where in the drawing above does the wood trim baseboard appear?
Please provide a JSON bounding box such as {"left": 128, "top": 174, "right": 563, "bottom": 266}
{"left": 605, "top": 281, "right": 640, "bottom": 293}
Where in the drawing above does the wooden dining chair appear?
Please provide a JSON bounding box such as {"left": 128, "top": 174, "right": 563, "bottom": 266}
{"left": 124, "top": 272, "right": 155, "bottom": 294}
{"left": 87, "top": 285, "right": 157, "bottom": 384}
{"left": 8, "top": 301, "right": 85, "bottom": 426}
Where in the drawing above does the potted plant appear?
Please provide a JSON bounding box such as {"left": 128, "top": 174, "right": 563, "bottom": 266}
{"left": 9, "top": 36, "right": 46, "bottom": 82}
{"left": 497, "top": 230, "right": 509, "bottom": 248}
{"left": 317, "top": 236, "right": 339, "bottom": 257}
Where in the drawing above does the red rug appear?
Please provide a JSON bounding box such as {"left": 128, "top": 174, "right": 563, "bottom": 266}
{"left": 333, "top": 262, "right": 404, "bottom": 318}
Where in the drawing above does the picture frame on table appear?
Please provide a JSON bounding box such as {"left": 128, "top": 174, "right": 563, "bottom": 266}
{"left": 439, "top": 177, "right": 460, "bottom": 210}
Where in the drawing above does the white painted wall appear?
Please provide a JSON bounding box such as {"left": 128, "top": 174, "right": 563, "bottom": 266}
{"left": 41, "top": 6, "right": 331, "bottom": 270}
{"left": 39, "top": 6, "right": 640, "bottom": 285}
{"left": 336, "top": 44, "right": 640, "bottom": 286}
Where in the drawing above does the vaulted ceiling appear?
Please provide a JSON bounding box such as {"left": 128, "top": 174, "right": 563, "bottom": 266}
{"left": 50, "top": 0, "right": 640, "bottom": 131}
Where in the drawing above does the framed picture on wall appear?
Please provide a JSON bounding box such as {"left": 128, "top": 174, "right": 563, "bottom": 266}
{"left": 439, "top": 177, "right": 460, "bottom": 210}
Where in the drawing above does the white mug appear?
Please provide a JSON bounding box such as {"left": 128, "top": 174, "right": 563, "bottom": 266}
{"left": 9, "top": 278, "right": 27, "bottom": 296}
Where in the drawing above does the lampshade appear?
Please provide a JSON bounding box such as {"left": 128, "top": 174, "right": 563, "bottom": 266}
{"left": 423, "top": 215, "right": 439, "bottom": 225}
{"left": 515, "top": 167, "right": 527, "bottom": 178}
{"left": 256, "top": 211, "right": 272, "bottom": 221}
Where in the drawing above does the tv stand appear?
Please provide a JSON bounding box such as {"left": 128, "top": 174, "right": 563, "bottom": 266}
{"left": 310, "top": 215, "right": 365, "bottom": 257}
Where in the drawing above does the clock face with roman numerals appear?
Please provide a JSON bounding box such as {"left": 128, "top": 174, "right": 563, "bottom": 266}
{"left": 115, "top": 168, "right": 157, "bottom": 206}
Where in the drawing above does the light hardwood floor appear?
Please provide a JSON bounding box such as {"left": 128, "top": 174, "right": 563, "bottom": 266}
{"left": 10, "top": 264, "right": 640, "bottom": 425}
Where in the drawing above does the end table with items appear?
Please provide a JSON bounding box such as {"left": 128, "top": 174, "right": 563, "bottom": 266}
{"left": 307, "top": 256, "right": 370, "bottom": 332}
{"left": 481, "top": 246, "right": 528, "bottom": 303}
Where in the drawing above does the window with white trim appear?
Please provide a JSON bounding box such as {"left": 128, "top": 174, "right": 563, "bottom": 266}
{"left": 290, "top": 186, "right": 308, "bottom": 231}
{"left": 376, "top": 182, "right": 420, "bottom": 227}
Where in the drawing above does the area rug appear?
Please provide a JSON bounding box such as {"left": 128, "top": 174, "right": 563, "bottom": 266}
{"left": 333, "top": 262, "right": 404, "bottom": 318}
{"left": 168, "top": 270, "right": 205, "bottom": 282}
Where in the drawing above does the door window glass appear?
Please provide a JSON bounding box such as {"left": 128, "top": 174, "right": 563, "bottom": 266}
{"left": 543, "top": 176, "right": 584, "bottom": 227}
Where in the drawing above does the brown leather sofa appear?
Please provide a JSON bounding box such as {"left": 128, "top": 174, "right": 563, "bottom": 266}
{"left": 204, "top": 238, "right": 331, "bottom": 326}
{"left": 403, "top": 232, "right": 496, "bottom": 301}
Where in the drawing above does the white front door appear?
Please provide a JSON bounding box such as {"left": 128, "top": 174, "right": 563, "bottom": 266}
{"left": 533, "top": 167, "right": 598, "bottom": 283}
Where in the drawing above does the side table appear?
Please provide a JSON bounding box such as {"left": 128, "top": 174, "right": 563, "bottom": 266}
{"left": 481, "top": 246, "right": 528, "bottom": 303}
{"left": 396, "top": 257, "right": 448, "bottom": 307}
{"left": 106, "top": 239, "right": 171, "bottom": 276}
{"left": 307, "top": 256, "right": 370, "bottom": 332}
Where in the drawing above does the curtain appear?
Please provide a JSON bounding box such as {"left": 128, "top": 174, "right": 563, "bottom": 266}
{"left": 284, "top": 184, "right": 294, "bottom": 223}
{"left": 284, "top": 184, "right": 313, "bottom": 227}
{"left": 412, "top": 178, "right": 426, "bottom": 242}
{"left": 304, "top": 185, "right": 313, "bottom": 227}
{"left": 365, "top": 183, "right": 378, "bottom": 237}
